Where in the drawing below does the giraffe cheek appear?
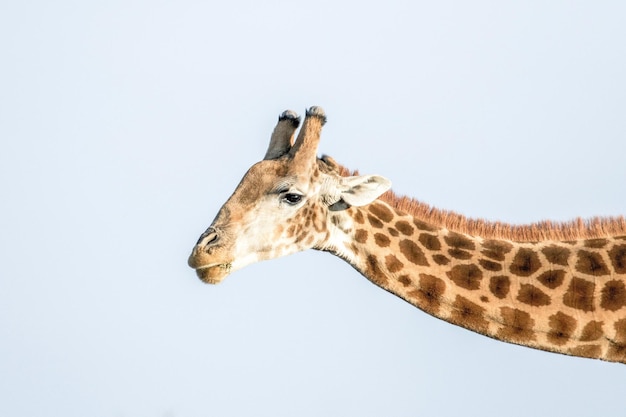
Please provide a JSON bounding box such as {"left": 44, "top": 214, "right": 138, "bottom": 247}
{"left": 302, "top": 234, "right": 316, "bottom": 248}
{"left": 246, "top": 241, "right": 292, "bottom": 263}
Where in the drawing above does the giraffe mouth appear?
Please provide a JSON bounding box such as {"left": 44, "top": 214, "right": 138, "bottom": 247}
{"left": 194, "top": 263, "right": 232, "bottom": 284}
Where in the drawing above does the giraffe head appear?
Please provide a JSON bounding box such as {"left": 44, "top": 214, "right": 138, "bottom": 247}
{"left": 188, "top": 107, "right": 391, "bottom": 284}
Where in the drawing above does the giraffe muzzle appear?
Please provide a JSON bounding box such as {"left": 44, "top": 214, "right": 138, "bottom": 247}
{"left": 188, "top": 227, "right": 233, "bottom": 284}
{"left": 193, "top": 262, "right": 232, "bottom": 284}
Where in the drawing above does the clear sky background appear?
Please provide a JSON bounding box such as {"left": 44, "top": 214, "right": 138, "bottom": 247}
{"left": 1, "top": 1, "right": 626, "bottom": 416}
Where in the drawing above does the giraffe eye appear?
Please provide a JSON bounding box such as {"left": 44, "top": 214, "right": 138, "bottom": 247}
{"left": 282, "top": 193, "right": 303, "bottom": 205}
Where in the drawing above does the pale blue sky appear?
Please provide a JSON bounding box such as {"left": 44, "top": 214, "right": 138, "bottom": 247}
{"left": 1, "top": 1, "right": 625, "bottom": 416}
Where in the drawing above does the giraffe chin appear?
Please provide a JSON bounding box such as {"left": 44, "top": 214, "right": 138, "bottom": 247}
{"left": 195, "top": 264, "right": 231, "bottom": 284}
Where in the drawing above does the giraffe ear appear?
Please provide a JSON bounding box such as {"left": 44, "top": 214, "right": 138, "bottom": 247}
{"left": 338, "top": 175, "right": 392, "bottom": 207}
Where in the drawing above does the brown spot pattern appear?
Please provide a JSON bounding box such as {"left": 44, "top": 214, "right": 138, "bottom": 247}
{"left": 614, "top": 319, "right": 626, "bottom": 343}
{"left": 374, "top": 233, "right": 391, "bottom": 247}
{"left": 547, "top": 312, "right": 577, "bottom": 346}
{"left": 410, "top": 274, "right": 446, "bottom": 314}
{"left": 388, "top": 228, "right": 399, "bottom": 237}
{"left": 312, "top": 208, "right": 325, "bottom": 232}
{"left": 447, "top": 264, "right": 483, "bottom": 290}
{"left": 355, "top": 229, "right": 368, "bottom": 244}
{"left": 608, "top": 244, "right": 626, "bottom": 274}
{"left": 350, "top": 243, "right": 358, "bottom": 254}
{"left": 399, "top": 239, "right": 429, "bottom": 266}
{"left": 580, "top": 321, "right": 603, "bottom": 341}
{"left": 563, "top": 277, "right": 596, "bottom": 312}
{"left": 448, "top": 249, "right": 473, "bottom": 260}
{"left": 444, "top": 233, "right": 475, "bottom": 251}
{"left": 294, "top": 230, "right": 308, "bottom": 244}
{"left": 568, "top": 345, "right": 601, "bottom": 358}
{"left": 536, "top": 270, "right": 566, "bottom": 289}
{"left": 413, "top": 219, "right": 437, "bottom": 232}
{"left": 510, "top": 248, "right": 542, "bottom": 277}
{"left": 418, "top": 233, "right": 441, "bottom": 251}
{"left": 575, "top": 250, "right": 610, "bottom": 276}
{"left": 365, "top": 255, "right": 388, "bottom": 286}
{"left": 489, "top": 275, "right": 511, "bottom": 299}
{"left": 449, "top": 295, "right": 489, "bottom": 333}
{"left": 498, "top": 307, "right": 536, "bottom": 343}
{"left": 481, "top": 240, "right": 513, "bottom": 261}
{"left": 369, "top": 203, "right": 394, "bottom": 223}
{"left": 367, "top": 214, "right": 383, "bottom": 229}
{"left": 479, "top": 259, "right": 502, "bottom": 271}
{"left": 517, "top": 284, "right": 551, "bottom": 307}
{"left": 541, "top": 245, "right": 570, "bottom": 266}
{"left": 353, "top": 210, "right": 365, "bottom": 224}
{"left": 606, "top": 319, "right": 626, "bottom": 362}
{"left": 433, "top": 254, "right": 450, "bottom": 265}
{"left": 398, "top": 275, "right": 412, "bottom": 287}
{"left": 584, "top": 238, "right": 609, "bottom": 248}
{"left": 600, "top": 280, "right": 626, "bottom": 312}
{"left": 385, "top": 254, "right": 404, "bottom": 273}
{"left": 395, "top": 221, "right": 414, "bottom": 236}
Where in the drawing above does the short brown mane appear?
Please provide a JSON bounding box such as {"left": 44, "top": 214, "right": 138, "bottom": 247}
{"left": 339, "top": 165, "right": 626, "bottom": 242}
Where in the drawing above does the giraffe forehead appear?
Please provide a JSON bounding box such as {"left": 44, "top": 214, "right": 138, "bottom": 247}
{"left": 232, "top": 161, "right": 300, "bottom": 204}
{"left": 231, "top": 155, "right": 341, "bottom": 202}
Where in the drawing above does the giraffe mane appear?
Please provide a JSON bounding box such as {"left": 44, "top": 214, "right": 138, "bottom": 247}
{"left": 338, "top": 165, "right": 626, "bottom": 242}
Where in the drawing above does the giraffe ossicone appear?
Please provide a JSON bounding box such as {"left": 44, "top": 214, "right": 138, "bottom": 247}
{"left": 188, "top": 106, "right": 626, "bottom": 364}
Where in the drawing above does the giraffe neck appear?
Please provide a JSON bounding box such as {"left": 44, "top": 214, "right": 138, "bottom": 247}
{"left": 323, "top": 200, "right": 626, "bottom": 363}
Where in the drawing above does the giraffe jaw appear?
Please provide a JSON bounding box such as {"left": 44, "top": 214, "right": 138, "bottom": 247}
{"left": 194, "top": 263, "right": 232, "bottom": 284}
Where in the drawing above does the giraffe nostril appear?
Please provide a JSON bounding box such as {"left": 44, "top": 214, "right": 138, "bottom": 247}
{"left": 197, "top": 228, "right": 220, "bottom": 247}
{"left": 206, "top": 233, "right": 218, "bottom": 245}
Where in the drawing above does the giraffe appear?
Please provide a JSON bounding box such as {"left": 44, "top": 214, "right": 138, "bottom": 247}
{"left": 188, "top": 106, "right": 626, "bottom": 364}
